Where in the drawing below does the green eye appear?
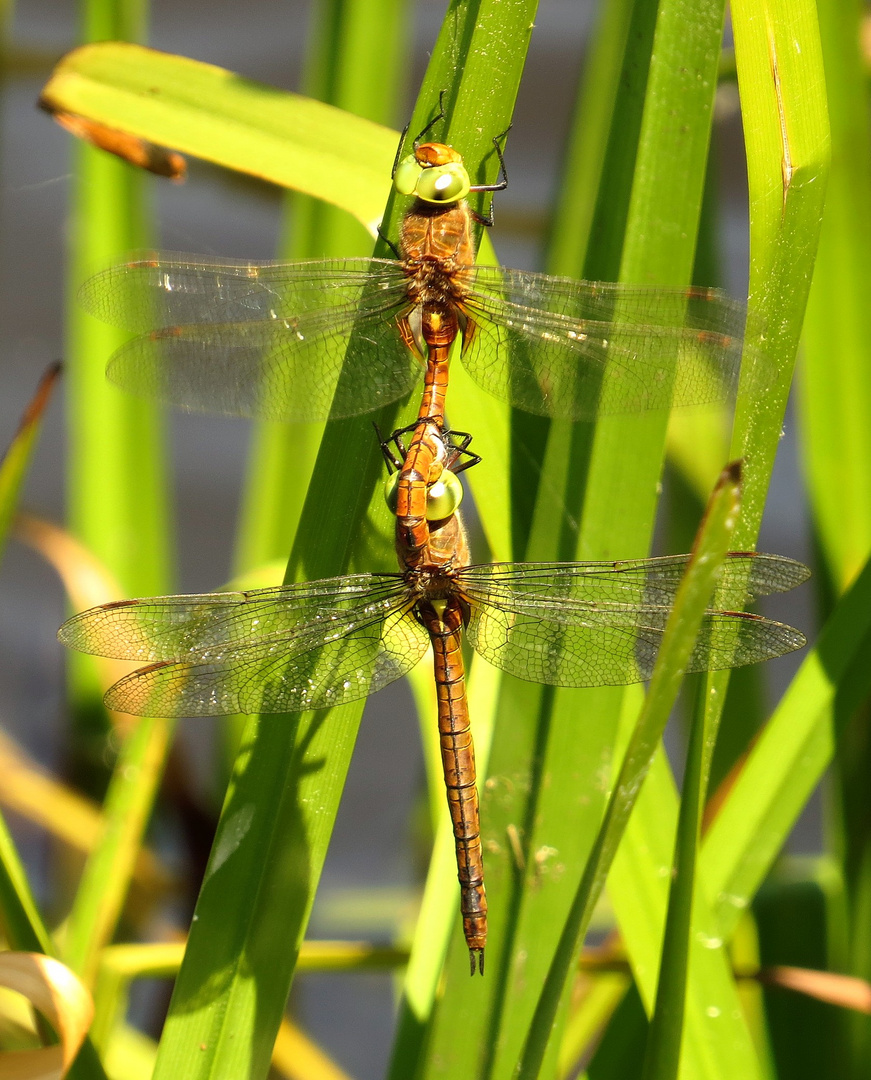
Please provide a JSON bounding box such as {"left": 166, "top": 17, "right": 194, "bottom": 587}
{"left": 414, "top": 162, "right": 470, "bottom": 204}
{"left": 426, "top": 470, "right": 463, "bottom": 519}
{"left": 385, "top": 470, "right": 464, "bottom": 518}
{"left": 384, "top": 471, "right": 400, "bottom": 512}
{"left": 393, "top": 155, "right": 423, "bottom": 196}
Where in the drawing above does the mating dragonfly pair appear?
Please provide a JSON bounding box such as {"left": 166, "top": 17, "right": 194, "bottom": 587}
{"left": 60, "top": 106, "right": 808, "bottom": 974}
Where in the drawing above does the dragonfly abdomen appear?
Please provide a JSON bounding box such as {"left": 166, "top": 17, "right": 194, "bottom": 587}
{"left": 414, "top": 306, "right": 455, "bottom": 425}
{"left": 419, "top": 596, "right": 487, "bottom": 975}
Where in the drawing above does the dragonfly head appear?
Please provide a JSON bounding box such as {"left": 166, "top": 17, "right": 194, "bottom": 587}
{"left": 393, "top": 142, "right": 471, "bottom": 206}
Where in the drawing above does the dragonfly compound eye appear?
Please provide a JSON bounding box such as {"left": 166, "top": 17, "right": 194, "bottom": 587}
{"left": 414, "top": 162, "right": 470, "bottom": 205}
{"left": 426, "top": 470, "right": 463, "bottom": 520}
{"left": 393, "top": 155, "right": 424, "bottom": 196}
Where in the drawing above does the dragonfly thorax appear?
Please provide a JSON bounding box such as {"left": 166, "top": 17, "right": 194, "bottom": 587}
{"left": 408, "top": 259, "right": 467, "bottom": 306}
{"left": 399, "top": 200, "right": 477, "bottom": 281}
{"left": 405, "top": 562, "right": 463, "bottom": 603}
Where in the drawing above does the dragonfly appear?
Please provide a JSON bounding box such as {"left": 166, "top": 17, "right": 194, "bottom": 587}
{"left": 59, "top": 424, "right": 809, "bottom": 975}
{"left": 78, "top": 101, "right": 758, "bottom": 427}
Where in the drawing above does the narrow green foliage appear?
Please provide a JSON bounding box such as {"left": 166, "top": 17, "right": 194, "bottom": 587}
{"left": 147, "top": 6, "right": 535, "bottom": 1079}
{"left": 235, "top": 0, "right": 408, "bottom": 574}
{"left": 63, "top": 716, "right": 175, "bottom": 983}
{"left": 640, "top": 681, "right": 722, "bottom": 1077}
{"left": 800, "top": 0, "right": 871, "bottom": 591}
{"left": 797, "top": 7, "right": 871, "bottom": 1067}
{"left": 59, "top": 7, "right": 176, "bottom": 1060}
{"left": 517, "top": 463, "right": 743, "bottom": 1080}
{"left": 0, "top": 810, "right": 54, "bottom": 955}
{"left": 728, "top": 0, "right": 830, "bottom": 535}
{"left": 702, "top": 548, "right": 871, "bottom": 937}
{"left": 0, "top": 363, "right": 60, "bottom": 571}
{"left": 754, "top": 860, "right": 851, "bottom": 1080}
{"left": 43, "top": 42, "right": 398, "bottom": 230}
{"left": 506, "top": 3, "right": 765, "bottom": 1079}
{"left": 20, "top": 0, "right": 864, "bottom": 1074}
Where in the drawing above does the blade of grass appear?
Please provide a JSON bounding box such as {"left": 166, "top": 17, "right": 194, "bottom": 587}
{"left": 62, "top": 714, "right": 175, "bottom": 985}
{"left": 0, "top": 363, "right": 61, "bottom": 571}
{"left": 41, "top": 42, "right": 398, "bottom": 232}
{"left": 481, "top": 1, "right": 755, "bottom": 1076}
{"left": 66, "top": 147, "right": 171, "bottom": 600}
{"left": 753, "top": 860, "right": 851, "bottom": 1080}
{"left": 375, "top": 4, "right": 535, "bottom": 1075}
{"left": 66, "top": 27, "right": 171, "bottom": 605}
{"left": 701, "top": 549, "right": 871, "bottom": 938}
{"left": 226, "top": 0, "right": 409, "bottom": 823}
{"left": 606, "top": 1, "right": 829, "bottom": 1072}
{"left": 795, "top": 5, "right": 871, "bottom": 1070}
{"left": 515, "top": 463, "right": 745, "bottom": 1080}
{"left": 59, "top": 2, "right": 175, "bottom": 1015}
{"left": 639, "top": 678, "right": 718, "bottom": 1080}
{"left": 545, "top": 0, "right": 634, "bottom": 278}
{"left": 235, "top": 0, "right": 409, "bottom": 575}
{"left": 797, "top": 0, "right": 871, "bottom": 592}
{"left": 0, "top": 810, "right": 54, "bottom": 955}
{"left": 149, "top": 7, "right": 530, "bottom": 1077}
{"left": 727, "top": 0, "right": 830, "bottom": 536}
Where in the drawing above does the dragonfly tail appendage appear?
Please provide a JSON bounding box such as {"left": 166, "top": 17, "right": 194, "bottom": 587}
{"left": 421, "top": 597, "right": 487, "bottom": 975}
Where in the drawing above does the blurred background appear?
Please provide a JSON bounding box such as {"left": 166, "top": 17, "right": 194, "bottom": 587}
{"left": 0, "top": 2, "right": 812, "bottom": 1076}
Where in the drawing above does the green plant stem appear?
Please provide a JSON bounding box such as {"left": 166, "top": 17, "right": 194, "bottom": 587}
{"left": 515, "top": 464, "right": 743, "bottom": 1080}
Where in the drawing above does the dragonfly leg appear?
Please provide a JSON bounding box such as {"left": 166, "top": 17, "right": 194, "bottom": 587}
{"left": 392, "top": 92, "right": 449, "bottom": 179}
{"left": 375, "top": 421, "right": 407, "bottom": 472}
{"left": 412, "top": 90, "right": 448, "bottom": 151}
{"left": 469, "top": 125, "right": 511, "bottom": 226}
{"left": 375, "top": 222, "right": 401, "bottom": 259}
{"left": 442, "top": 429, "right": 482, "bottom": 475}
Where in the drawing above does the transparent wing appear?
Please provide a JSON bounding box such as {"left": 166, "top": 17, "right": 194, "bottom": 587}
{"left": 58, "top": 574, "right": 411, "bottom": 660}
{"left": 460, "top": 553, "right": 810, "bottom": 606}
{"left": 80, "top": 255, "right": 422, "bottom": 422}
{"left": 59, "top": 575, "right": 430, "bottom": 716}
{"left": 458, "top": 267, "right": 764, "bottom": 420}
{"left": 79, "top": 254, "right": 408, "bottom": 331}
{"left": 80, "top": 253, "right": 763, "bottom": 423}
{"left": 458, "top": 554, "right": 808, "bottom": 687}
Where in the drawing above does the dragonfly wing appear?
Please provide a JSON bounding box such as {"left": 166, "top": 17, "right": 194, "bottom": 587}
{"left": 80, "top": 255, "right": 403, "bottom": 330}
{"left": 461, "top": 553, "right": 810, "bottom": 607}
{"left": 459, "top": 557, "right": 807, "bottom": 688}
{"left": 58, "top": 574, "right": 409, "bottom": 660}
{"left": 458, "top": 267, "right": 761, "bottom": 420}
{"left": 106, "top": 309, "right": 422, "bottom": 422}
{"left": 68, "top": 582, "right": 431, "bottom": 717}
{"left": 83, "top": 256, "right": 421, "bottom": 422}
